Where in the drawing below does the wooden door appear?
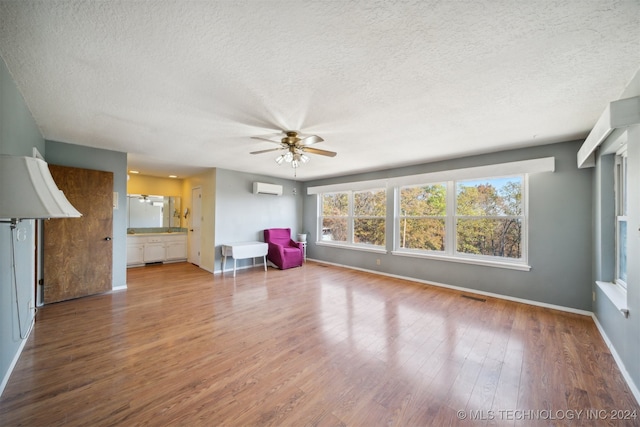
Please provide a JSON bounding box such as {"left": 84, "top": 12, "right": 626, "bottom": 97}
{"left": 43, "top": 165, "right": 113, "bottom": 304}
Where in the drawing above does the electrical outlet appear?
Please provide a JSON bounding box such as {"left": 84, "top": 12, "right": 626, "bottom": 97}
{"left": 376, "top": 259, "right": 381, "bottom": 265}
{"left": 592, "top": 291, "right": 596, "bottom": 302}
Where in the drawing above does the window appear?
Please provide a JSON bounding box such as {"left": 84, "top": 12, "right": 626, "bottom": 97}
{"left": 397, "top": 175, "right": 526, "bottom": 265}
{"left": 320, "top": 189, "right": 386, "bottom": 248}
{"left": 456, "top": 177, "right": 524, "bottom": 259}
{"left": 321, "top": 192, "right": 348, "bottom": 243}
{"left": 353, "top": 189, "right": 386, "bottom": 246}
{"left": 615, "top": 148, "right": 627, "bottom": 288}
{"left": 309, "top": 158, "right": 552, "bottom": 270}
{"left": 398, "top": 183, "right": 446, "bottom": 251}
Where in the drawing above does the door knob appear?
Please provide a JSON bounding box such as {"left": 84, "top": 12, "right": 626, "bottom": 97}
{"left": 105, "top": 237, "right": 112, "bottom": 241}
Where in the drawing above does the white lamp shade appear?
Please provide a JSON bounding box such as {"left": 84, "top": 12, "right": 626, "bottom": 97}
{"left": 0, "top": 155, "right": 82, "bottom": 220}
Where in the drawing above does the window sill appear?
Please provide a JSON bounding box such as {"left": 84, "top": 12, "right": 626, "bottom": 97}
{"left": 595, "top": 281, "right": 629, "bottom": 318}
{"left": 315, "top": 241, "right": 387, "bottom": 254}
{"left": 391, "top": 250, "right": 531, "bottom": 271}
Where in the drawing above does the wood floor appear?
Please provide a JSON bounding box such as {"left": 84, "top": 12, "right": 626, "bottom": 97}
{"left": 1, "top": 262, "right": 638, "bottom": 426}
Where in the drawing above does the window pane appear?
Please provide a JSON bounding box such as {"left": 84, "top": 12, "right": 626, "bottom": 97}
{"left": 354, "top": 189, "right": 386, "bottom": 216}
{"left": 456, "top": 177, "right": 522, "bottom": 216}
{"left": 618, "top": 220, "right": 627, "bottom": 283}
{"left": 400, "top": 184, "right": 446, "bottom": 216}
{"left": 354, "top": 218, "right": 385, "bottom": 246}
{"left": 322, "top": 193, "right": 348, "bottom": 216}
{"left": 399, "top": 218, "right": 445, "bottom": 251}
{"left": 322, "top": 218, "right": 348, "bottom": 242}
{"left": 457, "top": 218, "right": 522, "bottom": 258}
{"left": 616, "top": 158, "right": 627, "bottom": 216}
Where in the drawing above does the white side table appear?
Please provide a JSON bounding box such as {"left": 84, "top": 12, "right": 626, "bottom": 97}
{"left": 221, "top": 241, "right": 268, "bottom": 277}
{"left": 297, "top": 241, "right": 307, "bottom": 262}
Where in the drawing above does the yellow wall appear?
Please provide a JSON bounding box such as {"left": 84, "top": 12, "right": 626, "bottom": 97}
{"left": 127, "top": 174, "right": 185, "bottom": 228}
{"left": 127, "top": 171, "right": 217, "bottom": 272}
{"left": 127, "top": 174, "right": 183, "bottom": 196}
{"left": 182, "top": 169, "right": 216, "bottom": 273}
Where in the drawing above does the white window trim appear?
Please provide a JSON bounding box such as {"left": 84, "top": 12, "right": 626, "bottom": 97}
{"left": 594, "top": 132, "right": 629, "bottom": 316}
{"left": 317, "top": 188, "right": 386, "bottom": 249}
{"left": 312, "top": 157, "right": 553, "bottom": 271}
{"left": 394, "top": 174, "right": 529, "bottom": 267}
{"left": 395, "top": 182, "right": 448, "bottom": 253}
{"left": 596, "top": 281, "right": 629, "bottom": 317}
{"left": 614, "top": 147, "right": 628, "bottom": 289}
{"left": 391, "top": 249, "right": 531, "bottom": 271}
{"left": 316, "top": 240, "right": 387, "bottom": 254}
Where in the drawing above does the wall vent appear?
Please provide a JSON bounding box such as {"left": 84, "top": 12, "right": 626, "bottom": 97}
{"left": 461, "top": 294, "right": 486, "bottom": 302}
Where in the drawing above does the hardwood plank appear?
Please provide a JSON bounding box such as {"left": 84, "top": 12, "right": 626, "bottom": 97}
{"left": 1, "top": 261, "right": 638, "bottom": 426}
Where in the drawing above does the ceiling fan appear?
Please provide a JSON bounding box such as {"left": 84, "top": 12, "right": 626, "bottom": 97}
{"left": 250, "top": 130, "right": 336, "bottom": 168}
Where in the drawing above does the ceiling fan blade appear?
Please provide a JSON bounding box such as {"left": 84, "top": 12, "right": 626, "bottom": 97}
{"left": 303, "top": 147, "right": 337, "bottom": 157}
{"left": 251, "top": 136, "right": 283, "bottom": 145}
{"left": 250, "top": 148, "right": 283, "bottom": 155}
{"left": 299, "top": 135, "right": 324, "bottom": 146}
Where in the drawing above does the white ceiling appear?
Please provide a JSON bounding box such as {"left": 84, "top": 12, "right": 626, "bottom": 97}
{"left": 0, "top": 1, "right": 638, "bottom": 181}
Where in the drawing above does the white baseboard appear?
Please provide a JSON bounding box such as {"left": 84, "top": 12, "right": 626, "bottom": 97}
{"left": 591, "top": 315, "right": 640, "bottom": 405}
{"left": 199, "top": 265, "right": 214, "bottom": 274}
{"left": 0, "top": 319, "right": 34, "bottom": 397}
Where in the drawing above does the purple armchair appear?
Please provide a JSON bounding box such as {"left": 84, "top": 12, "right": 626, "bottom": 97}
{"left": 264, "top": 228, "right": 304, "bottom": 270}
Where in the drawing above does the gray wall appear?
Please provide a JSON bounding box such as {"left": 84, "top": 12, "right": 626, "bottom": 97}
{"left": 592, "top": 125, "right": 640, "bottom": 394}
{"left": 214, "top": 168, "right": 302, "bottom": 272}
{"left": 45, "top": 140, "right": 128, "bottom": 289}
{"left": 591, "top": 68, "right": 640, "bottom": 395}
{"left": 2, "top": 55, "right": 127, "bottom": 392}
{"left": 303, "top": 140, "right": 593, "bottom": 311}
{"left": 0, "top": 57, "right": 45, "bottom": 393}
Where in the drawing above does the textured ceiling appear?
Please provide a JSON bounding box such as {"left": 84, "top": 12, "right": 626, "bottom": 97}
{"left": 0, "top": 1, "right": 638, "bottom": 181}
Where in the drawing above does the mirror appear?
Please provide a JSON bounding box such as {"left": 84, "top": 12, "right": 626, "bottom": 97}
{"left": 127, "top": 194, "right": 181, "bottom": 229}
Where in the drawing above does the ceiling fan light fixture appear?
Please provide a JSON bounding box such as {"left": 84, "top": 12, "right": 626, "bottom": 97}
{"left": 250, "top": 130, "right": 336, "bottom": 171}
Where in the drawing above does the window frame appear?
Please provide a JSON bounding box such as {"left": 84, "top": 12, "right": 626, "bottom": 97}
{"left": 454, "top": 175, "right": 527, "bottom": 262}
{"left": 396, "top": 182, "right": 448, "bottom": 254}
{"left": 393, "top": 174, "right": 529, "bottom": 269}
{"left": 317, "top": 188, "right": 387, "bottom": 251}
{"left": 319, "top": 191, "right": 349, "bottom": 244}
{"left": 309, "top": 158, "right": 552, "bottom": 271}
{"left": 614, "top": 147, "right": 628, "bottom": 289}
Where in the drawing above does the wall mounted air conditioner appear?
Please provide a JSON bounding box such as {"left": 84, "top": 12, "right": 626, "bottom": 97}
{"left": 253, "top": 182, "right": 283, "bottom": 196}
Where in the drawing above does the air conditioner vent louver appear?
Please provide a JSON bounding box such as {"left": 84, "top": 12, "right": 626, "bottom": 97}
{"left": 253, "top": 182, "right": 283, "bottom": 196}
